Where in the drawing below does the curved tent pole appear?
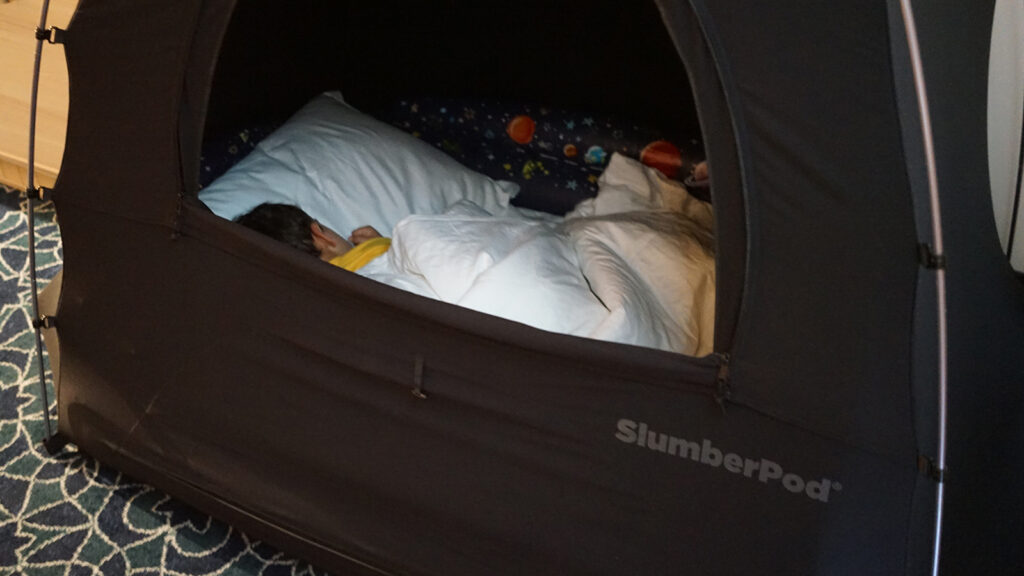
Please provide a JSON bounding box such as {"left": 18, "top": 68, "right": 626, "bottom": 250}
{"left": 898, "top": 0, "right": 949, "bottom": 574}
{"left": 25, "top": 0, "right": 58, "bottom": 447}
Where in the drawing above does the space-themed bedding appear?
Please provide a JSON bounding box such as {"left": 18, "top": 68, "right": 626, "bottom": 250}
{"left": 359, "top": 153, "right": 716, "bottom": 356}
{"left": 365, "top": 97, "right": 706, "bottom": 214}
{"left": 199, "top": 94, "right": 705, "bottom": 215}
{"left": 198, "top": 91, "right": 714, "bottom": 354}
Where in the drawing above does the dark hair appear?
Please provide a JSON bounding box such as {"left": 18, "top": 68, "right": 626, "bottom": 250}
{"left": 234, "top": 203, "right": 319, "bottom": 257}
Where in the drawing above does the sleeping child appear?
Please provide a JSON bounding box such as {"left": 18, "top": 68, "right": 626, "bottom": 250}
{"left": 234, "top": 203, "right": 390, "bottom": 272}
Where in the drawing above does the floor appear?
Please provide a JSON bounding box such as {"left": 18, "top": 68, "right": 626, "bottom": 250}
{"left": 0, "top": 185, "right": 326, "bottom": 575}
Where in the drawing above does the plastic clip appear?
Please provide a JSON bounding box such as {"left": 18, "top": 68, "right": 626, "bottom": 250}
{"left": 32, "top": 316, "right": 55, "bottom": 330}
{"left": 26, "top": 186, "right": 52, "bottom": 202}
{"left": 42, "top": 432, "right": 70, "bottom": 455}
{"left": 35, "top": 26, "right": 65, "bottom": 44}
{"left": 917, "top": 243, "right": 946, "bottom": 270}
{"left": 917, "top": 455, "right": 946, "bottom": 483}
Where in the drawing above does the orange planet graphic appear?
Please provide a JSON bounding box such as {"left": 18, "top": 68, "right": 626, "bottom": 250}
{"left": 563, "top": 143, "right": 578, "bottom": 158}
{"left": 640, "top": 140, "right": 682, "bottom": 179}
{"left": 507, "top": 115, "right": 536, "bottom": 144}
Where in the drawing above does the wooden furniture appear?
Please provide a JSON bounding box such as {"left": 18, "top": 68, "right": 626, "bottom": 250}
{"left": 0, "top": 0, "right": 76, "bottom": 189}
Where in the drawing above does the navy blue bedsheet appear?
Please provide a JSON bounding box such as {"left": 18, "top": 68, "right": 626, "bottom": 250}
{"left": 200, "top": 97, "right": 702, "bottom": 215}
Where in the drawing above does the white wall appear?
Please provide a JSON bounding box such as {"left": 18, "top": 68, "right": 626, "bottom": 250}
{"left": 988, "top": 0, "right": 1024, "bottom": 272}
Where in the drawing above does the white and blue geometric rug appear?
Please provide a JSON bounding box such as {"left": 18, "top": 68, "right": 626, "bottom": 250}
{"left": 0, "top": 184, "right": 325, "bottom": 575}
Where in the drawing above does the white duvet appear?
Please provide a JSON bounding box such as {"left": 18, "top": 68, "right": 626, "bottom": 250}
{"left": 358, "top": 154, "right": 717, "bottom": 356}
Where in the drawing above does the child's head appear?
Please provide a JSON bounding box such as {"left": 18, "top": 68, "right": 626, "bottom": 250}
{"left": 234, "top": 202, "right": 352, "bottom": 261}
{"left": 234, "top": 203, "right": 320, "bottom": 256}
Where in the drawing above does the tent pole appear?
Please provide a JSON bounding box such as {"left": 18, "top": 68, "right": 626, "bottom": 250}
{"left": 898, "top": 1, "right": 949, "bottom": 574}
{"left": 26, "top": 0, "right": 56, "bottom": 445}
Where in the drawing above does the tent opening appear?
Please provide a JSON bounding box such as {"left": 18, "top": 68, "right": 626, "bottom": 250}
{"left": 195, "top": 0, "right": 718, "bottom": 357}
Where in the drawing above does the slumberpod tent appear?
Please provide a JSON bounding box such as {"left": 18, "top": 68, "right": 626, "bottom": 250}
{"left": 34, "top": 0, "right": 1024, "bottom": 573}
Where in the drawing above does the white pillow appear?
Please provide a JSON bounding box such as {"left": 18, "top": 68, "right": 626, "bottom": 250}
{"left": 198, "top": 91, "right": 519, "bottom": 237}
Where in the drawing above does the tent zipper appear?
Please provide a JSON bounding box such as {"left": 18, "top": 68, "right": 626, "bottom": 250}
{"left": 713, "top": 353, "right": 731, "bottom": 414}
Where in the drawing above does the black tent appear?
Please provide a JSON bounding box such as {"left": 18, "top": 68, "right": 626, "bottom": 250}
{"left": 32, "top": 0, "right": 1024, "bottom": 573}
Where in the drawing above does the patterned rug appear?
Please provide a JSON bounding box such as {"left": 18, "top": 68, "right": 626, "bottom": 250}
{"left": 0, "top": 185, "right": 326, "bottom": 575}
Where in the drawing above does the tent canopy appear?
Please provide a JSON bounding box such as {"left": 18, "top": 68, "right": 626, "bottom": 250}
{"left": 43, "top": 0, "right": 1024, "bottom": 574}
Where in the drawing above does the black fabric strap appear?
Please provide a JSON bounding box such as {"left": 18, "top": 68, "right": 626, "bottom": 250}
{"left": 26, "top": 186, "right": 52, "bottom": 201}
{"left": 35, "top": 26, "right": 65, "bottom": 44}
{"left": 32, "top": 316, "right": 55, "bottom": 330}
{"left": 918, "top": 455, "right": 946, "bottom": 483}
{"left": 917, "top": 243, "right": 946, "bottom": 270}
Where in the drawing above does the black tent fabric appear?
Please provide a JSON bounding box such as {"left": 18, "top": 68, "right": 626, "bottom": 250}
{"left": 37, "top": 0, "right": 1024, "bottom": 574}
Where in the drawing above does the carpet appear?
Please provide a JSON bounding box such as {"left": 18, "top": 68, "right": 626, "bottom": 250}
{"left": 0, "top": 185, "right": 326, "bottom": 575}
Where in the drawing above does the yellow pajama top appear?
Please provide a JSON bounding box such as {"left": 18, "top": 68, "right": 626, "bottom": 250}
{"left": 328, "top": 237, "right": 391, "bottom": 272}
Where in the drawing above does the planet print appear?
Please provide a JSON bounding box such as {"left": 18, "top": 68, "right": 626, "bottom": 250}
{"left": 584, "top": 145, "right": 607, "bottom": 165}
{"left": 507, "top": 115, "right": 536, "bottom": 144}
{"left": 563, "top": 144, "right": 578, "bottom": 158}
{"left": 640, "top": 140, "right": 682, "bottom": 179}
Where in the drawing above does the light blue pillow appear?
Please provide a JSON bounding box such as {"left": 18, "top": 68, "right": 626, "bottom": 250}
{"left": 198, "top": 91, "right": 519, "bottom": 237}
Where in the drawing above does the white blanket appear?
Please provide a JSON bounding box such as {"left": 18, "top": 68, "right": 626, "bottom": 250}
{"left": 359, "top": 154, "right": 716, "bottom": 356}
